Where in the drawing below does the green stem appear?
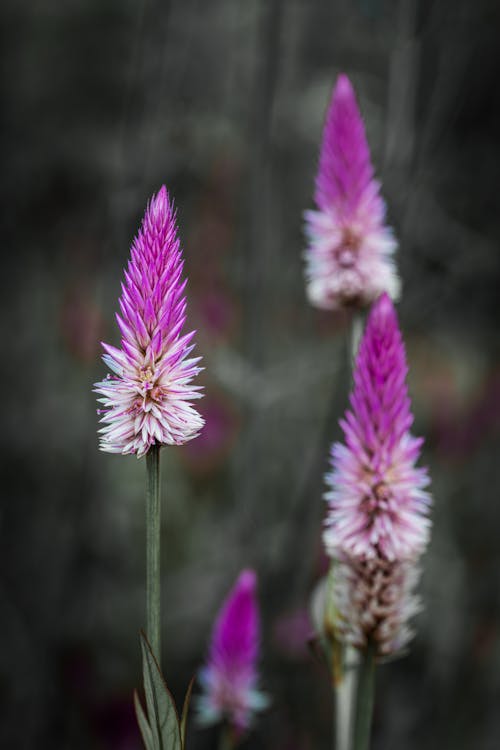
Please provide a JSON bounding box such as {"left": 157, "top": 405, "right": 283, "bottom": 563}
{"left": 329, "top": 312, "right": 365, "bottom": 750}
{"left": 350, "top": 314, "right": 363, "bottom": 366}
{"left": 328, "top": 313, "right": 363, "bottom": 750}
{"left": 218, "top": 723, "right": 235, "bottom": 750}
{"left": 333, "top": 645, "right": 359, "bottom": 750}
{"left": 325, "top": 562, "right": 348, "bottom": 750}
{"left": 352, "top": 642, "right": 376, "bottom": 750}
{"left": 146, "top": 444, "right": 161, "bottom": 663}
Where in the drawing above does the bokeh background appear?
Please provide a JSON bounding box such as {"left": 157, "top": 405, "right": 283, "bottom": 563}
{"left": 2, "top": 0, "right": 500, "bottom": 748}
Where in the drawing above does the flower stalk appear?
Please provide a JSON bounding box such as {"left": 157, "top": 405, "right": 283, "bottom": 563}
{"left": 332, "top": 644, "right": 350, "bottom": 750}
{"left": 330, "top": 314, "right": 363, "bottom": 750}
{"left": 94, "top": 186, "right": 204, "bottom": 746}
{"left": 352, "top": 642, "right": 376, "bottom": 750}
{"left": 146, "top": 444, "right": 161, "bottom": 662}
{"left": 219, "top": 723, "right": 236, "bottom": 750}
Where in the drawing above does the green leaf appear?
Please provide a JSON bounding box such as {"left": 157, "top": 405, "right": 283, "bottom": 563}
{"left": 180, "top": 677, "right": 194, "bottom": 749}
{"left": 139, "top": 630, "right": 182, "bottom": 750}
{"left": 134, "top": 689, "right": 155, "bottom": 750}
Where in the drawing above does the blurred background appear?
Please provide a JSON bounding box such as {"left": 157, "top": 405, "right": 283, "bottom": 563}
{"left": 1, "top": 0, "right": 500, "bottom": 747}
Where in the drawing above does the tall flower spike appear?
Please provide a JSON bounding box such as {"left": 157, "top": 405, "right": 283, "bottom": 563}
{"left": 94, "top": 186, "right": 204, "bottom": 457}
{"left": 197, "top": 570, "right": 269, "bottom": 737}
{"left": 304, "top": 74, "right": 400, "bottom": 310}
{"left": 324, "top": 293, "right": 431, "bottom": 562}
{"left": 323, "top": 294, "right": 431, "bottom": 656}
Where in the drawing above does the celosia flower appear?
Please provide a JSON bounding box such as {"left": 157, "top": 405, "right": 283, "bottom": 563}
{"left": 323, "top": 293, "right": 431, "bottom": 655}
{"left": 304, "top": 74, "right": 400, "bottom": 310}
{"left": 94, "top": 186, "right": 204, "bottom": 457}
{"left": 324, "top": 293, "right": 431, "bottom": 562}
{"left": 197, "top": 569, "right": 268, "bottom": 736}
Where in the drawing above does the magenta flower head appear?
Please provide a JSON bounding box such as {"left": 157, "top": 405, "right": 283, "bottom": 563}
{"left": 94, "top": 186, "right": 204, "bottom": 457}
{"left": 324, "top": 293, "right": 431, "bottom": 561}
{"left": 197, "top": 569, "right": 269, "bottom": 737}
{"left": 323, "top": 294, "right": 431, "bottom": 655}
{"left": 304, "top": 74, "right": 400, "bottom": 311}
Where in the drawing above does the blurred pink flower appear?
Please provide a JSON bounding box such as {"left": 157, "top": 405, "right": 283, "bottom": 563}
{"left": 304, "top": 74, "right": 400, "bottom": 310}
{"left": 190, "top": 287, "right": 240, "bottom": 345}
{"left": 197, "top": 570, "right": 268, "bottom": 736}
{"left": 181, "top": 390, "right": 240, "bottom": 475}
{"left": 272, "top": 608, "right": 313, "bottom": 660}
{"left": 94, "top": 186, "right": 204, "bottom": 457}
{"left": 60, "top": 285, "right": 105, "bottom": 364}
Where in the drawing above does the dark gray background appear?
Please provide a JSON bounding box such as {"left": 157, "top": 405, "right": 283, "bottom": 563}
{"left": 1, "top": 0, "right": 500, "bottom": 748}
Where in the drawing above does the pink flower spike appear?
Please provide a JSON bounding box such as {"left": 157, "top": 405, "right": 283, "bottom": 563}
{"left": 324, "top": 293, "right": 431, "bottom": 563}
{"left": 197, "top": 570, "right": 269, "bottom": 736}
{"left": 94, "top": 186, "right": 204, "bottom": 457}
{"left": 323, "top": 294, "right": 431, "bottom": 656}
{"left": 304, "top": 74, "right": 400, "bottom": 310}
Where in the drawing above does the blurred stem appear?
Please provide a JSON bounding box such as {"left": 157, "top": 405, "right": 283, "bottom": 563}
{"left": 325, "top": 313, "right": 363, "bottom": 750}
{"left": 146, "top": 444, "right": 161, "bottom": 663}
{"left": 352, "top": 642, "right": 376, "bottom": 750}
{"left": 219, "top": 723, "right": 235, "bottom": 750}
{"left": 325, "top": 563, "right": 348, "bottom": 750}
{"left": 350, "top": 314, "right": 363, "bottom": 366}
{"left": 330, "top": 313, "right": 365, "bottom": 750}
{"left": 332, "top": 647, "right": 346, "bottom": 750}
{"left": 333, "top": 646, "right": 358, "bottom": 750}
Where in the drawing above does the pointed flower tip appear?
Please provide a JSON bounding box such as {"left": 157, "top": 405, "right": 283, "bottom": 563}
{"left": 334, "top": 72, "right": 355, "bottom": 101}
{"left": 371, "top": 291, "right": 397, "bottom": 326}
{"left": 364, "top": 292, "right": 402, "bottom": 349}
{"left": 219, "top": 569, "right": 259, "bottom": 639}
{"left": 237, "top": 568, "right": 257, "bottom": 594}
{"left": 149, "top": 183, "right": 171, "bottom": 218}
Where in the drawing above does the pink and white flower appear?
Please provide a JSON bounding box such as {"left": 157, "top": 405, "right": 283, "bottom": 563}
{"left": 323, "top": 294, "right": 431, "bottom": 655}
{"left": 304, "top": 74, "right": 400, "bottom": 310}
{"left": 94, "top": 186, "right": 204, "bottom": 457}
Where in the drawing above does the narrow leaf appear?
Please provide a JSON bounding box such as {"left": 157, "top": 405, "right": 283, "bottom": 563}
{"left": 134, "top": 689, "right": 155, "bottom": 750}
{"left": 180, "top": 677, "right": 194, "bottom": 749}
{"left": 140, "top": 630, "right": 182, "bottom": 750}
{"left": 140, "top": 635, "right": 161, "bottom": 749}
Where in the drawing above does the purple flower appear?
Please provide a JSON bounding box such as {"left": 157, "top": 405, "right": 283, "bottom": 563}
{"left": 94, "top": 186, "right": 204, "bottom": 457}
{"left": 197, "top": 570, "right": 268, "bottom": 736}
{"left": 323, "top": 294, "right": 431, "bottom": 655}
{"left": 304, "top": 74, "right": 400, "bottom": 310}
